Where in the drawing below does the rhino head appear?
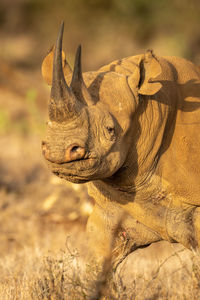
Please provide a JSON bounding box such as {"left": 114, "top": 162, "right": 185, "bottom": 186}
{"left": 41, "top": 23, "right": 162, "bottom": 184}
{"left": 41, "top": 23, "right": 128, "bottom": 184}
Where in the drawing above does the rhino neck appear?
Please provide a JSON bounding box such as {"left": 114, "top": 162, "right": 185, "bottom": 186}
{"left": 103, "top": 90, "right": 178, "bottom": 193}
{"left": 87, "top": 174, "right": 173, "bottom": 242}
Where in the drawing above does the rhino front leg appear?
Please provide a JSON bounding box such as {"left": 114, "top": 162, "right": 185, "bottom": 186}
{"left": 76, "top": 203, "right": 162, "bottom": 298}
{"left": 86, "top": 203, "right": 162, "bottom": 271}
{"left": 86, "top": 203, "right": 122, "bottom": 267}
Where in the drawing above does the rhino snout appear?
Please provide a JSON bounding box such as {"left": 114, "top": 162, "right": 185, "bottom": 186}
{"left": 42, "top": 141, "right": 86, "bottom": 164}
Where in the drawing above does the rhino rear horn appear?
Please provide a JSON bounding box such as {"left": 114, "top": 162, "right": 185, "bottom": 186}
{"left": 71, "top": 45, "right": 95, "bottom": 105}
{"left": 71, "top": 45, "right": 82, "bottom": 88}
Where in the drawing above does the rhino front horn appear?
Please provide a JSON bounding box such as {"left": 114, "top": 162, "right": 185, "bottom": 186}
{"left": 50, "top": 22, "right": 83, "bottom": 122}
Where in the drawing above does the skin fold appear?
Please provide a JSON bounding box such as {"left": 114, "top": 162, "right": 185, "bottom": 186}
{"left": 41, "top": 24, "right": 200, "bottom": 268}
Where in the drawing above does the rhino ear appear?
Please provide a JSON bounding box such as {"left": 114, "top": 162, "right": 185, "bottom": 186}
{"left": 41, "top": 45, "right": 72, "bottom": 86}
{"left": 138, "top": 50, "right": 162, "bottom": 96}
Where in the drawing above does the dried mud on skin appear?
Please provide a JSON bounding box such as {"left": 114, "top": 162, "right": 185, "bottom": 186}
{"left": 0, "top": 66, "right": 200, "bottom": 300}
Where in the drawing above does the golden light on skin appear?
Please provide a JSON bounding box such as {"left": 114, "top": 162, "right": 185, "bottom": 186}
{"left": 41, "top": 23, "right": 200, "bottom": 272}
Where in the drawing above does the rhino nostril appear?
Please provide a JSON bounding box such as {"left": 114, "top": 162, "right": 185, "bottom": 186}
{"left": 71, "top": 145, "right": 80, "bottom": 153}
{"left": 65, "top": 143, "right": 86, "bottom": 162}
{"left": 41, "top": 141, "right": 50, "bottom": 159}
{"left": 41, "top": 141, "right": 46, "bottom": 150}
{"left": 41, "top": 141, "right": 46, "bottom": 154}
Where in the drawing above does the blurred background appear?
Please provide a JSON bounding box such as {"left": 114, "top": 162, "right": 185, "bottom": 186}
{"left": 0, "top": 1, "right": 200, "bottom": 297}
{"left": 1, "top": 0, "right": 200, "bottom": 70}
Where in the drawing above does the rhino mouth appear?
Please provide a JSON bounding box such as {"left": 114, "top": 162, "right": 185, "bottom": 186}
{"left": 50, "top": 156, "right": 100, "bottom": 182}
{"left": 52, "top": 171, "right": 89, "bottom": 183}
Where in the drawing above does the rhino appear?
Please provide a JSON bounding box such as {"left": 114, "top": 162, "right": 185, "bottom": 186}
{"left": 41, "top": 23, "right": 200, "bottom": 267}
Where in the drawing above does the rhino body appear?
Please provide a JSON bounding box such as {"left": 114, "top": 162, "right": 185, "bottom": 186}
{"left": 42, "top": 23, "right": 200, "bottom": 266}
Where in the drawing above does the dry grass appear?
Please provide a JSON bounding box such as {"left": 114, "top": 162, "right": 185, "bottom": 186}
{"left": 1, "top": 238, "right": 200, "bottom": 299}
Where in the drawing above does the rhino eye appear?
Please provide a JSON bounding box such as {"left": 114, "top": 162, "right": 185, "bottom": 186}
{"left": 106, "top": 126, "right": 114, "bottom": 134}
{"left": 105, "top": 126, "right": 115, "bottom": 140}
{"left": 103, "top": 115, "right": 115, "bottom": 140}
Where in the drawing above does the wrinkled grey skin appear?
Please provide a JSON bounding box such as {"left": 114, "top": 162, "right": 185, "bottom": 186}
{"left": 42, "top": 23, "right": 200, "bottom": 273}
